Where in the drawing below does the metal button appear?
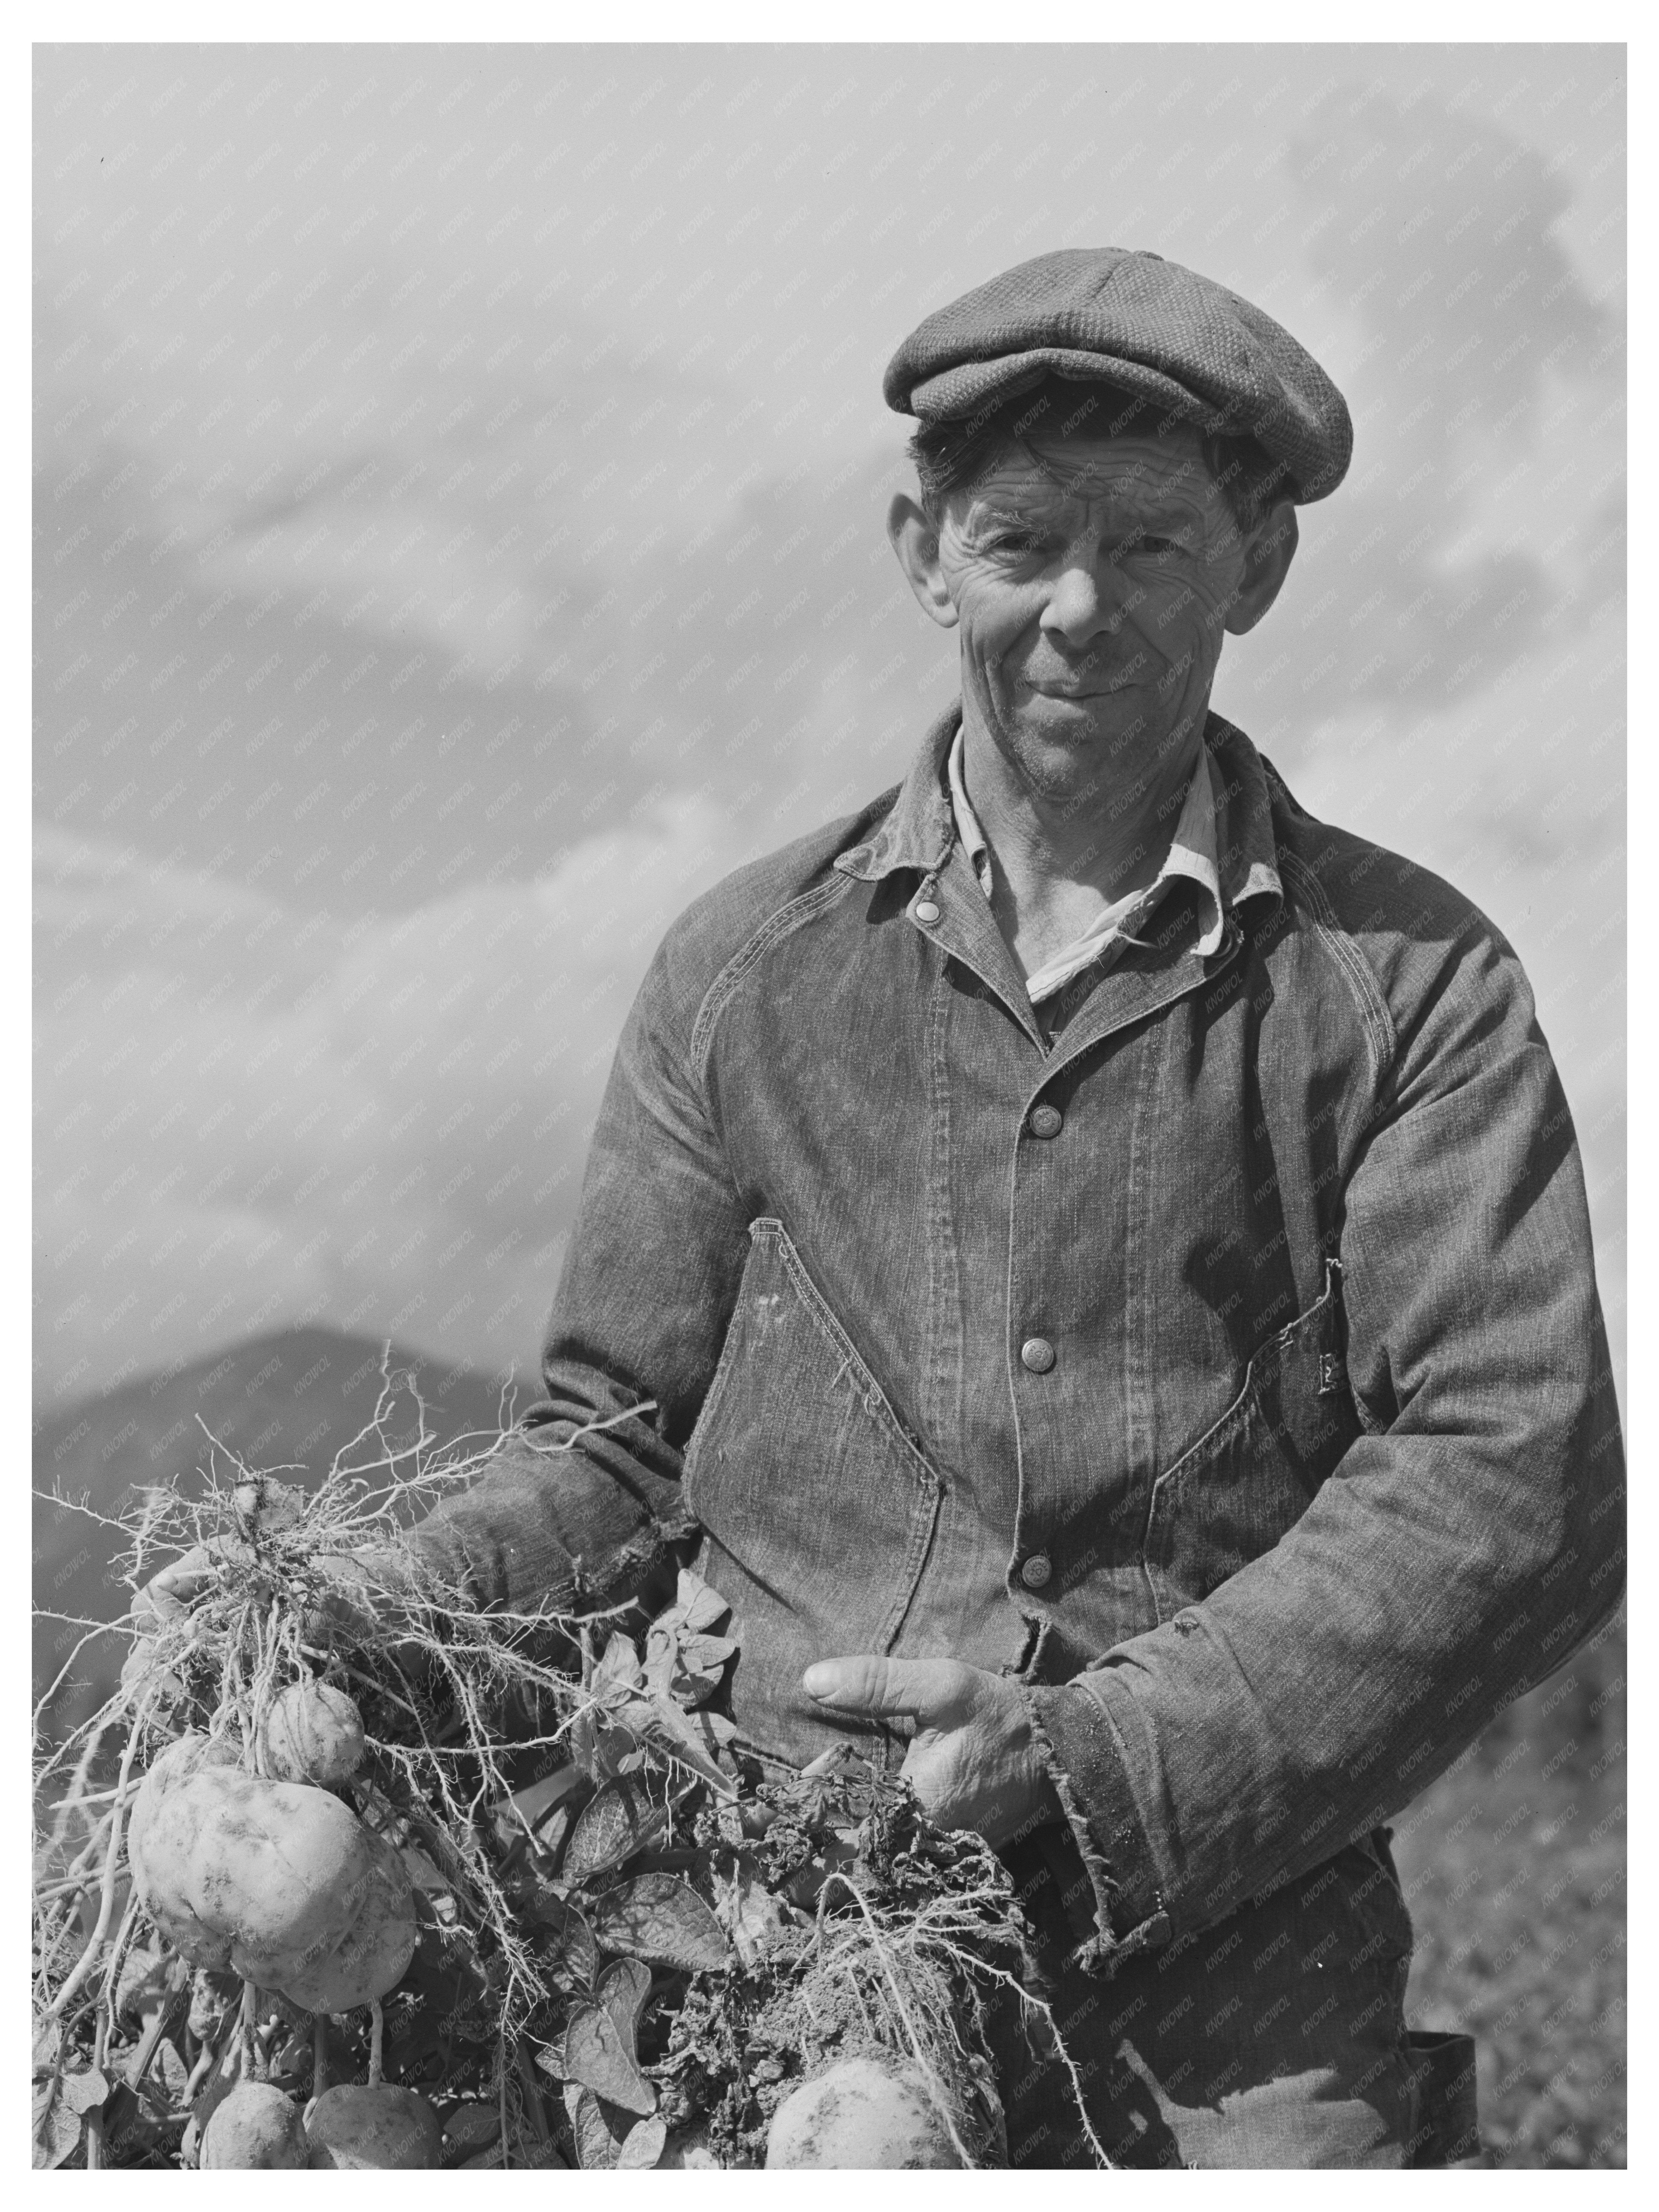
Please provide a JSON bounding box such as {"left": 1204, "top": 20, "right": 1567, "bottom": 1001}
{"left": 1028, "top": 1103, "right": 1063, "bottom": 1139}
{"left": 915, "top": 899, "right": 941, "bottom": 924}
{"left": 1020, "top": 1553, "right": 1053, "bottom": 1591}
{"left": 1020, "top": 1336, "right": 1056, "bottom": 1374}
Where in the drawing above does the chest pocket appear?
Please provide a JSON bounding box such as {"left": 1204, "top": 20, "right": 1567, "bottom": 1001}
{"left": 682, "top": 1218, "right": 945, "bottom": 1761}
{"left": 1143, "top": 1259, "right": 1362, "bottom": 1623}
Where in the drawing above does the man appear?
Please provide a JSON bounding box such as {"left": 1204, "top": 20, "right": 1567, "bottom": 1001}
{"left": 146, "top": 249, "right": 1624, "bottom": 2166}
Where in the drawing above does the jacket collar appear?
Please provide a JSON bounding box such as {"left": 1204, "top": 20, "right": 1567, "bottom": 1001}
{"left": 833, "top": 699, "right": 961, "bottom": 883}
{"left": 834, "top": 699, "right": 1284, "bottom": 924}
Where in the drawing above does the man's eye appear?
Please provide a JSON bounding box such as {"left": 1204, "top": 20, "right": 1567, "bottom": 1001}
{"left": 986, "top": 533, "right": 1049, "bottom": 559}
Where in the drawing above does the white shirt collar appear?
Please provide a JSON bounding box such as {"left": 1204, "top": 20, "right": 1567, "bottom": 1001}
{"left": 946, "top": 724, "right": 1227, "bottom": 1002}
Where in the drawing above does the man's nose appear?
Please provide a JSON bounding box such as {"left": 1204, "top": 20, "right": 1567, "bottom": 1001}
{"left": 1041, "top": 555, "right": 1128, "bottom": 646}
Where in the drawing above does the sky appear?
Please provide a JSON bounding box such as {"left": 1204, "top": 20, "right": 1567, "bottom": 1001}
{"left": 33, "top": 42, "right": 1626, "bottom": 1416}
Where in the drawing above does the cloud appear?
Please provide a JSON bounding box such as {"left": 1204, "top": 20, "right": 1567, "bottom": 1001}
{"left": 34, "top": 798, "right": 751, "bottom": 1413}
{"left": 32, "top": 247, "right": 933, "bottom": 919}
{"left": 31, "top": 48, "right": 1623, "bottom": 1422}
{"left": 1218, "top": 79, "right": 1625, "bottom": 746}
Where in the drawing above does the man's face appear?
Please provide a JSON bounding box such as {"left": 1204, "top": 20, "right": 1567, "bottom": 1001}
{"left": 931, "top": 426, "right": 1263, "bottom": 805}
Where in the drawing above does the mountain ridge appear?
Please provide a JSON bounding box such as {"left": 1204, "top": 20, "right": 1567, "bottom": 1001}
{"left": 33, "top": 1324, "right": 523, "bottom": 1738}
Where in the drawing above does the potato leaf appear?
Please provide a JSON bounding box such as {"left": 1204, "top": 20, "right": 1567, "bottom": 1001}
{"left": 607, "top": 1692, "right": 738, "bottom": 1796}
{"left": 152, "top": 2040, "right": 190, "bottom": 2105}
{"left": 398, "top": 1844, "right": 451, "bottom": 1893}
{"left": 591, "top": 1719, "right": 655, "bottom": 1782}
{"left": 492, "top": 1762, "right": 591, "bottom": 1849}
{"left": 508, "top": 1873, "right": 599, "bottom": 1994}
{"left": 642, "top": 1572, "right": 735, "bottom": 1704}
{"left": 30, "top": 2019, "right": 62, "bottom": 2081}
{"left": 560, "top": 2000, "right": 656, "bottom": 2116}
{"left": 673, "top": 1569, "right": 731, "bottom": 1635}
{"left": 32, "top": 2108, "right": 81, "bottom": 2170}
{"left": 32, "top": 2080, "right": 87, "bottom": 2171}
{"left": 675, "top": 1631, "right": 738, "bottom": 1679}
{"left": 562, "top": 2082, "right": 664, "bottom": 2172}
{"left": 694, "top": 1706, "right": 739, "bottom": 1752}
{"left": 618, "top": 2114, "right": 668, "bottom": 2169}
{"left": 594, "top": 1632, "right": 644, "bottom": 1691}
{"left": 61, "top": 2066, "right": 109, "bottom": 2117}
{"left": 563, "top": 2083, "right": 618, "bottom": 2172}
{"left": 439, "top": 2102, "right": 501, "bottom": 2169}
{"left": 561, "top": 1777, "right": 668, "bottom": 1883}
{"left": 590, "top": 1874, "right": 731, "bottom": 1973}
{"left": 597, "top": 1955, "right": 652, "bottom": 2043}
{"left": 644, "top": 1625, "right": 734, "bottom": 1692}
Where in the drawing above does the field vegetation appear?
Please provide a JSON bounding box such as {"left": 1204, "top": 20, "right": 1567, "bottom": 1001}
{"left": 1397, "top": 1618, "right": 1625, "bottom": 2168}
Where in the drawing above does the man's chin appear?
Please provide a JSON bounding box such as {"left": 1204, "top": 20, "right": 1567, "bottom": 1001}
{"left": 1008, "top": 690, "right": 1148, "bottom": 758}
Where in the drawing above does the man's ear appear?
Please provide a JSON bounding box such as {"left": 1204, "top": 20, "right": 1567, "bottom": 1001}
{"left": 887, "top": 492, "right": 959, "bottom": 630}
{"left": 1223, "top": 497, "right": 1298, "bottom": 635}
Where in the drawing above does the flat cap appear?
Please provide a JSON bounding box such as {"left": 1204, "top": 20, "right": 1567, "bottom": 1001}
{"left": 884, "top": 246, "right": 1352, "bottom": 503}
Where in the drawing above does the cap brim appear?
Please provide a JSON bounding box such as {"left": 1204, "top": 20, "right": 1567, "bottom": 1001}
{"left": 906, "top": 348, "right": 1235, "bottom": 436}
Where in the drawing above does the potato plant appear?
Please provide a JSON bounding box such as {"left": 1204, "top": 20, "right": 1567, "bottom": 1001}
{"left": 33, "top": 1372, "right": 1103, "bottom": 2170}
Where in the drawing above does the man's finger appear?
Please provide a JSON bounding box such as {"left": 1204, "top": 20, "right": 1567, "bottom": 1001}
{"left": 802, "top": 1654, "right": 974, "bottom": 1723}
{"left": 130, "top": 1546, "right": 215, "bottom": 1628}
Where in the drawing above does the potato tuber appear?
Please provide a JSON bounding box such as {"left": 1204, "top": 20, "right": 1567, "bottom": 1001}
{"left": 126, "top": 1733, "right": 415, "bottom": 2009}
{"left": 198, "top": 2082, "right": 309, "bottom": 2169}
{"left": 279, "top": 1826, "right": 416, "bottom": 2014}
{"left": 305, "top": 2084, "right": 444, "bottom": 2169}
{"left": 259, "top": 1680, "right": 365, "bottom": 1786}
{"left": 765, "top": 2054, "right": 964, "bottom": 2169}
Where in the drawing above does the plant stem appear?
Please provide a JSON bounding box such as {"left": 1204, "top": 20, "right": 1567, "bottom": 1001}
{"left": 515, "top": 2044, "right": 550, "bottom": 2143}
{"left": 98, "top": 1889, "right": 143, "bottom": 2043}
{"left": 48, "top": 1718, "right": 142, "bottom": 2020}
{"left": 238, "top": 1980, "right": 259, "bottom": 2079}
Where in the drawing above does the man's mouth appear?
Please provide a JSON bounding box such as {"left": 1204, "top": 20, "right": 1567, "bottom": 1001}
{"left": 1023, "top": 653, "right": 1150, "bottom": 699}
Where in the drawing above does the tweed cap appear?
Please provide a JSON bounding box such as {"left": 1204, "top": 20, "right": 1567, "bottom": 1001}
{"left": 884, "top": 247, "right": 1352, "bottom": 503}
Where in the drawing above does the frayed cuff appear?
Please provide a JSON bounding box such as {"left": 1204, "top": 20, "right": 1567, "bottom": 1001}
{"left": 1022, "top": 1682, "right": 1171, "bottom": 1977}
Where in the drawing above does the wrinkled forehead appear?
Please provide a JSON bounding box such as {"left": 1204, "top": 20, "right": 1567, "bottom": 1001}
{"left": 960, "top": 425, "right": 1225, "bottom": 524}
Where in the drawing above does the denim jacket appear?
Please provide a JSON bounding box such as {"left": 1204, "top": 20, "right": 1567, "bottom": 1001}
{"left": 413, "top": 704, "right": 1625, "bottom": 1972}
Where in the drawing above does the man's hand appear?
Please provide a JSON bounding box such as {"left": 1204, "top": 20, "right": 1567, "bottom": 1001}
{"left": 803, "top": 1654, "right": 1056, "bottom": 1848}
{"left": 130, "top": 1544, "right": 418, "bottom": 1662}
{"left": 128, "top": 1544, "right": 233, "bottom": 1633}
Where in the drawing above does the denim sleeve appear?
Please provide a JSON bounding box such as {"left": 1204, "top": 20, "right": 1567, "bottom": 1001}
{"left": 408, "top": 925, "right": 749, "bottom": 1624}
{"left": 1026, "top": 922, "right": 1625, "bottom": 1974}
